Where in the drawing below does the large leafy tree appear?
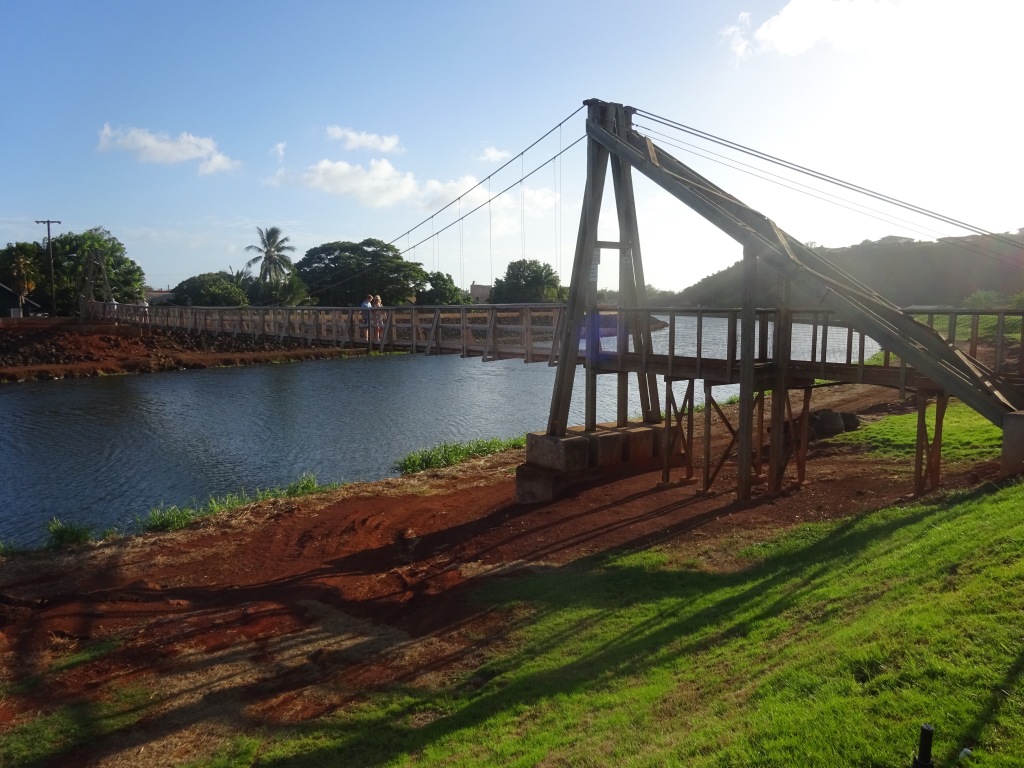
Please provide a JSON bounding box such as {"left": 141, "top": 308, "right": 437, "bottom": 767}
{"left": 0, "top": 242, "right": 43, "bottom": 312}
{"left": 169, "top": 272, "right": 249, "bottom": 306}
{"left": 490, "top": 259, "right": 566, "bottom": 303}
{"left": 245, "top": 226, "right": 296, "bottom": 285}
{"left": 43, "top": 227, "right": 145, "bottom": 315}
{"left": 416, "top": 271, "right": 470, "bottom": 305}
{"left": 294, "top": 238, "right": 428, "bottom": 306}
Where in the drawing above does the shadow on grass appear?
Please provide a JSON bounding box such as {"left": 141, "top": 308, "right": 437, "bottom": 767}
{"left": 5, "top": 480, "right": 1022, "bottom": 767}
{"left": 251, "top": 493, "right": 1015, "bottom": 767}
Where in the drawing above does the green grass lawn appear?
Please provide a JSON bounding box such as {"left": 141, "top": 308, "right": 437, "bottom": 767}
{"left": 184, "top": 480, "right": 1024, "bottom": 767}
{"left": 826, "top": 400, "right": 1003, "bottom": 462}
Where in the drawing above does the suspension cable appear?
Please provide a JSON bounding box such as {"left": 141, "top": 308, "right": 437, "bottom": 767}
{"left": 389, "top": 104, "right": 585, "bottom": 246}
{"left": 398, "top": 136, "right": 585, "bottom": 255}
{"left": 635, "top": 122, "right": 1024, "bottom": 271}
{"left": 635, "top": 108, "right": 1024, "bottom": 250}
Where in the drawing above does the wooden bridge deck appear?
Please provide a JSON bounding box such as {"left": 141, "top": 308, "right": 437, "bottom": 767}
{"left": 94, "top": 301, "right": 1024, "bottom": 396}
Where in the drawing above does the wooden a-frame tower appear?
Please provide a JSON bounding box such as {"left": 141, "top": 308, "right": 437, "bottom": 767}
{"left": 520, "top": 99, "right": 1024, "bottom": 503}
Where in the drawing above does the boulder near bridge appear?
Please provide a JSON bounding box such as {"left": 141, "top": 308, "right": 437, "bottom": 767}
{"left": 88, "top": 99, "right": 1024, "bottom": 501}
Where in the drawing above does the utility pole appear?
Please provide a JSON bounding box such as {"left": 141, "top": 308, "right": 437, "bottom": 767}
{"left": 35, "top": 219, "right": 61, "bottom": 314}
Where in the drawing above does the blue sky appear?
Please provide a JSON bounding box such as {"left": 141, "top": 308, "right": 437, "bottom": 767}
{"left": 3, "top": 0, "right": 1021, "bottom": 294}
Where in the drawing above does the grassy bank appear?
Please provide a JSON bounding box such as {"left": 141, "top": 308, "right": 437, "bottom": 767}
{"left": 172, "top": 479, "right": 1024, "bottom": 767}
{"left": 827, "top": 399, "right": 1002, "bottom": 461}
{"left": 395, "top": 435, "right": 527, "bottom": 474}
{"left": 0, "top": 473, "right": 341, "bottom": 555}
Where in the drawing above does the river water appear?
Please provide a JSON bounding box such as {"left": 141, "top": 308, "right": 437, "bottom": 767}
{"left": 0, "top": 318, "right": 877, "bottom": 547}
{"left": 0, "top": 353, "right": 698, "bottom": 547}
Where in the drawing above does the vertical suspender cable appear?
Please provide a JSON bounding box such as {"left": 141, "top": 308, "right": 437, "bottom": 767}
{"left": 557, "top": 123, "right": 563, "bottom": 281}
{"left": 521, "top": 155, "right": 526, "bottom": 262}
{"left": 488, "top": 177, "right": 493, "bottom": 286}
{"left": 554, "top": 138, "right": 559, "bottom": 281}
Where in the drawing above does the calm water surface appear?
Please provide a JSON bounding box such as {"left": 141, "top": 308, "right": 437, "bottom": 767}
{"left": 1, "top": 353, "right": 699, "bottom": 547}
{"left": 1, "top": 318, "right": 874, "bottom": 547}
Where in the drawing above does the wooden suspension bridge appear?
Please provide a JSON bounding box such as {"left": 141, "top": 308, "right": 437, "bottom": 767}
{"left": 86, "top": 98, "right": 1024, "bottom": 501}
{"left": 92, "top": 297, "right": 1024, "bottom": 499}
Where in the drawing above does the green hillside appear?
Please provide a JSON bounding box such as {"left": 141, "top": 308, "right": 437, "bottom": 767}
{"left": 676, "top": 231, "right": 1024, "bottom": 308}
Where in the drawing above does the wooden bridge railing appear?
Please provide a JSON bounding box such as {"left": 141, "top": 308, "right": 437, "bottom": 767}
{"left": 87, "top": 300, "right": 1024, "bottom": 385}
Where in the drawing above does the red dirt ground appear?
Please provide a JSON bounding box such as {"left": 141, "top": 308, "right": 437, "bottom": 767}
{"left": 0, "top": 320, "right": 356, "bottom": 382}
{"left": 0, "top": 323, "right": 1003, "bottom": 766}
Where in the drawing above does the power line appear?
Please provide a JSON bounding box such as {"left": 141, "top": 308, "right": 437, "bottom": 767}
{"left": 35, "top": 219, "right": 61, "bottom": 312}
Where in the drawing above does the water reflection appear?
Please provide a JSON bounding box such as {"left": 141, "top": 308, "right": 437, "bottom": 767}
{"left": 0, "top": 355, "right": 673, "bottom": 546}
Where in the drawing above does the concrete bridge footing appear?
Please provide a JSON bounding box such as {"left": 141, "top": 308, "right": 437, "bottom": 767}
{"left": 515, "top": 422, "right": 674, "bottom": 503}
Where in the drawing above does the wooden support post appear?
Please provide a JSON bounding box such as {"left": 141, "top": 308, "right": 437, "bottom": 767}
{"left": 737, "top": 245, "right": 757, "bottom": 500}
{"left": 797, "top": 387, "right": 813, "bottom": 483}
{"left": 662, "top": 380, "right": 676, "bottom": 484}
{"left": 548, "top": 101, "right": 609, "bottom": 436}
{"left": 914, "top": 392, "right": 930, "bottom": 496}
{"left": 768, "top": 276, "right": 792, "bottom": 494}
{"left": 610, "top": 104, "right": 659, "bottom": 425}
{"left": 684, "top": 379, "right": 694, "bottom": 480}
{"left": 995, "top": 313, "right": 1005, "bottom": 373}
{"left": 703, "top": 380, "right": 713, "bottom": 492}
{"left": 928, "top": 393, "right": 949, "bottom": 490}
{"left": 755, "top": 392, "right": 765, "bottom": 475}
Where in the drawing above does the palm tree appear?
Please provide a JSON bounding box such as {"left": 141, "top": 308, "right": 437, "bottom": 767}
{"left": 244, "top": 226, "right": 296, "bottom": 285}
{"left": 226, "top": 264, "right": 253, "bottom": 289}
{"left": 1, "top": 242, "right": 42, "bottom": 312}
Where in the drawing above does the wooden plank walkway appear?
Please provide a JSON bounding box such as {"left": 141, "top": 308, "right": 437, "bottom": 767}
{"left": 93, "top": 301, "right": 1024, "bottom": 397}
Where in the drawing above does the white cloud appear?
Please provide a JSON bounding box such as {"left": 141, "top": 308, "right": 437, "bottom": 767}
{"left": 420, "top": 176, "right": 485, "bottom": 211}
{"left": 303, "top": 158, "right": 418, "bottom": 207}
{"left": 493, "top": 186, "right": 558, "bottom": 237}
{"left": 97, "top": 123, "right": 239, "bottom": 174}
{"left": 271, "top": 142, "right": 286, "bottom": 162}
{"left": 326, "top": 126, "right": 403, "bottom": 153}
{"left": 263, "top": 167, "right": 292, "bottom": 187}
{"left": 720, "top": 11, "right": 753, "bottom": 61}
{"left": 723, "top": 0, "right": 902, "bottom": 62}
{"left": 753, "top": 0, "right": 896, "bottom": 57}
{"left": 479, "top": 146, "right": 511, "bottom": 163}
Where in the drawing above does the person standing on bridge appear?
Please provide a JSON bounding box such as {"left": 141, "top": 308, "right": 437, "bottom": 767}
{"left": 360, "top": 294, "right": 373, "bottom": 341}
{"left": 371, "top": 294, "right": 385, "bottom": 341}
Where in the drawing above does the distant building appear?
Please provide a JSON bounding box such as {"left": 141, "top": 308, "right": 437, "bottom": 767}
{"left": 145, "top": 290, "right": 175, "bottom": 305}
{"left": 469, "top": 282, "right": 492, "bottom": 303}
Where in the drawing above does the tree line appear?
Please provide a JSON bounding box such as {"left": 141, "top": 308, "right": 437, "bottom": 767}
{"left": 171, "top": 228, "right": 569, "bottom": 308}
{"left": 0, "top": 227, "right": 144, "bottom": 316}
{"left": 1, "top": 223, "right": 572, "bottom": 316}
